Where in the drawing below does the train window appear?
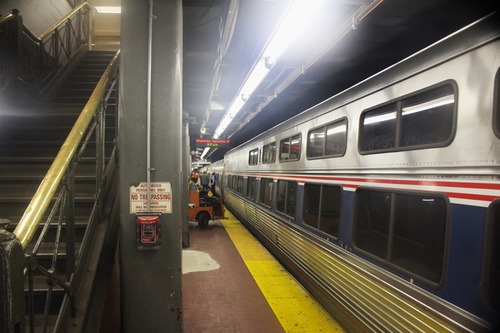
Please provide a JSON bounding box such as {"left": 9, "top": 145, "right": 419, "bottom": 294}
{"left": 249, "top": 148, "right": 259, "bottom": 165}
{"left": 307, "top": 119, "right": 347, "bottom": 159}
{"left": 259, "top": 178, "right": 274, "bottom": 207}
{"left": 262, "top": 142, "right": 276, "bottom": 163}
{"left": 307, "top": 127, "right": 325, "bottom": 158}
{"left": 360, "top": 103, "right": 397, "bottom": 152}
{"left": 354, "top": 189, "right": 391, "bottom": 258}
{"left": 401, "top": 85, "right": 455, "bottom": 147}
{"left": 360, "top": 82, "right": 456, "bottom": 154}
{"left": 280, "top": 134, "right": 301, "bottom": 161}
{"left": 277, "top": 180, "right": 298, "bottom": 218}
{"left": 325, "top": 119, "right": 347, "bottom": 157}
{"left": 354, "top": 188, "right": 447, "bottom": 284}
{"left": 303, "top": 183, "right": 342, "bottom": 238}
{"left": 494, "top": 68, "right": 500, "bottom": 138}
{"left": 484, "top": 200, "right": 500, "bottom": 312}
{"left": 247, "top": 177, "right": 256, "bottom": 200}
{"left": 227, "top": 175, "right": 232, "bottom": 189}
{"left": 232, "top": 176, "right": 238, "bottom": 191}
{"left": 237, "top": 176, "right": 244, "bottom": 194}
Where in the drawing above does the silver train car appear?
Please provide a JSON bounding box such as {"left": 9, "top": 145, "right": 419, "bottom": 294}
{"left": 215, "top": 13, "right": 499, "bottom": 332}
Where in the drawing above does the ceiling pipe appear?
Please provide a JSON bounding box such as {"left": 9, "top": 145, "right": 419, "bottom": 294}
{"left": 200, "top": 0, "right": 240, "bottom": 137}
{"left": 146, "top": 0, "right": 154, "bottom": 212}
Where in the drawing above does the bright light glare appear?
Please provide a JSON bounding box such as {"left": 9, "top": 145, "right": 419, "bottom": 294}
{"left": 402, "top": 95, "right": 454, "bottom": 116}
{"left": 95, "top": 6, "right": 121, "bottom": 14}
{"left": 200, "top": 147, "right": 210, "bottom": 159}
{"left": 364, "top": 111, "right": 397, "bottom": 125}
{"left": 310, "top": 132, "right": 325, "bottom": 139}
{"left": 240, "top": 60, "right": 270, "bottom": 100}
{"left": 326, "top": 125, "right": 346, "bottom": 135}
{"left": 212, "top": 0, "right": 324, "bottom": 139}
{"left": 263, "top": 0, "right": 324, "bottom": 65}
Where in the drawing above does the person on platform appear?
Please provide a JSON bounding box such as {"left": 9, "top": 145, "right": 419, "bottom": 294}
{"left": 197, "top": 171, "right": 210, "bottom": 190}
{"left": 189, "top": 173, "right": 198, "bottom": 190}
{"left": 210, "top": 172, "right": 216, "bottom": 193}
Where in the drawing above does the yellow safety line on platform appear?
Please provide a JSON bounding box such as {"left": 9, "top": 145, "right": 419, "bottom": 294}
{"left": 221, "top": 211, "right": 344, "bottom": 333}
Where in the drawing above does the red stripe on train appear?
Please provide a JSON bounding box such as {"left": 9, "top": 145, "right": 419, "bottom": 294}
{"left": 256, "top": 173, "right": 500, "bottom": 190}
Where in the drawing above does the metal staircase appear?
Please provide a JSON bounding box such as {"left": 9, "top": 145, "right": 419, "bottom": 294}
{"left": 0, "top": 49, "right": 119, "bottom": 331}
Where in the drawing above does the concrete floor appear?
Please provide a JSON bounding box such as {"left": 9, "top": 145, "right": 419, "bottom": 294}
{"left": 182, "top": 219, "right": 285, "bottom": 333}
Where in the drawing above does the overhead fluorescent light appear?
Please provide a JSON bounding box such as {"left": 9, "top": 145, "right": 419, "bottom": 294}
{"left": 95, "top": 6, "right": 121, "bottom": 14}
{"left": 200, "top": 147, "right": 210, "bottom": 159}
{"left": 213, "top": 0, "right": 324, "bottom": 139}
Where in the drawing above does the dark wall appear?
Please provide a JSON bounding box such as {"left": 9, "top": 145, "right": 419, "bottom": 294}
{"left": 1, "top": 0, "right": 72, "bottom": 36}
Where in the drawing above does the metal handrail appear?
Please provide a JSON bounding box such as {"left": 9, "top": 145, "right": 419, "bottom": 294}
{"left": 13, "top": 50, "right": 121, "bottom": 249}
{"left": 12, "top": 1, "right": 91, "bottom": 93}
{"left": 0, "top": 13, "right": 15, "bottom": 25}
{"left": 39, "top": 2, "right": 89, "bottom": 41}
{"left": 12, "top": 2, "right": 89, "bottom": 44}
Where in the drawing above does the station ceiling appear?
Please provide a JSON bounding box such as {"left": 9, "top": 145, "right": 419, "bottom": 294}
{"left": 183, "top": 0, "right": 498, "bottom": 162}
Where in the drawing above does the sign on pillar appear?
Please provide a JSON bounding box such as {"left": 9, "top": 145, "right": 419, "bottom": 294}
{"left": 129, "top": 182, "right": 172, "bottom": 214}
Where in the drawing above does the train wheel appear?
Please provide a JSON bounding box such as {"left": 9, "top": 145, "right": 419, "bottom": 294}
{"left": 197, "top": 212, "right": 210, "bottom": 228}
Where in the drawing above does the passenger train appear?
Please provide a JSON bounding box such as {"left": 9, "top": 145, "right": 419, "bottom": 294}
{"left": 206, "top": 13, "right": 499, "bottom": 332}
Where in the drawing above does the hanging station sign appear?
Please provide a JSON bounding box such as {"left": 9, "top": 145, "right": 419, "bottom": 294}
{"left": 195, "top": 139, "right": 230, "bottom": 148}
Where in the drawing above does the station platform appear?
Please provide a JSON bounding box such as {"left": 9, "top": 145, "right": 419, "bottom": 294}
{"left": 182, "top": 210, "right": 344, "bottom": 332}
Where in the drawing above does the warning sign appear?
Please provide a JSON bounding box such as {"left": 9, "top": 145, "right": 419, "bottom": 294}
{"left": 130, "top": 182, "right": 172, "bottom": 214}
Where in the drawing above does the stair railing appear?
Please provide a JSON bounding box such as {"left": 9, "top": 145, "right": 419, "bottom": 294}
{"left": 16, "top": 2, "right": 91, "bottom": 94}
{"left": 0, "top": 10, "right": 23, "bottom": 98}
{"left": 11, "top": 50, "right": 120, "bottom": 332}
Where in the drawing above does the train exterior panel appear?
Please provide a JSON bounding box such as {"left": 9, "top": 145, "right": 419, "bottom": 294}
{"left": 220, "top": 14, "right": 499, "bottom": 332}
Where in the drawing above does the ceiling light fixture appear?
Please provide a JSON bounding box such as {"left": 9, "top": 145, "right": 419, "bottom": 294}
{"left": 95, "top": 6, "right": 121, "bottom": 14}
{"left": 200, "top": 147, "right": 210, "bottom": 160}
{"left": 212, "top": 0, "right": 324, "bottom": 139}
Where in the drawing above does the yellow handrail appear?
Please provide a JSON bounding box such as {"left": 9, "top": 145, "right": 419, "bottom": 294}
{"left": 14, "top": 50, "right": 120, "bottom": 249}
{"left": 1, "top": 3, "right": 89, "bottom": 42}
{"left": 38, "top": 2, "right": 90, "bottom": 41}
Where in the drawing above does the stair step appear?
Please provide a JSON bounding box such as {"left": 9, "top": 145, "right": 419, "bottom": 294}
{"left": 1, "top": 108, "right": 117, "bottom": 122}
{"left": 53, "top": 95, "right": 116, "bottom": 106}
{"left": 0, "top": 127, "right": 116, "bottom": 141}
{"left": 0, "top": 172, "right": 96, "bottom": 181}
{"left": 6, "top": 221, "right": 88, "bottom": 245}
{"left": 7, "top": 217, "right": 89, "bottom": 229}
{"left": 87, "top": 50, "right": 116, "bottom": 54}
{"left": 26, "top": 242, "right": 82, "bottom": 257}
{"left": 0, "top": 193, "right": 96, "bottom": 202}
{"left": 0, "top": 185, "right": 97, "bottom": 198}
{"left": 71, "top": 69, "right": 108, "bottom": 76}
{"left": 59, "top": 75, "right": 103, "bottom": 83}
{"left": 0, "top": 200, "right": 95, "bottom": 220}
{"left": 57, "top": 88, "right": 95, "bottom": 97}
{"left": 0, "top": 156, "right": 107, "bottom": 164}
{"left": 77, "top": 59, "right": 111, "bottom": 66}
{"left": 60, "top": 82, "right": 101, "bottom": 90}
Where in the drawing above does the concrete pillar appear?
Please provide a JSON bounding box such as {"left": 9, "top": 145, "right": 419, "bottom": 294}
{"left": 119, "top": 0, "right": 183, "bottom": 331}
